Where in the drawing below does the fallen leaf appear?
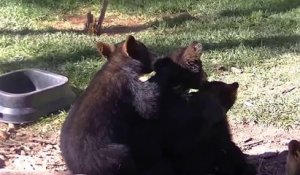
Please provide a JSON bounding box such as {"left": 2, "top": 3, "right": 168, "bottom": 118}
{"left": 0, "top": 131, "right": 9, "bottom": 141}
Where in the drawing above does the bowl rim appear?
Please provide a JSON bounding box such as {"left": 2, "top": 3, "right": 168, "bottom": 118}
{"left": 0, "top": 68, "right": 69, "bottom": 97}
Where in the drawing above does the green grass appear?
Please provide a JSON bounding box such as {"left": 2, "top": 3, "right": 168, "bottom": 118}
{"left": 0, "top": 0, "right": 299, "bottom": 133}
{"left": 212, "top": 54, "right": 300, "bottom": 129}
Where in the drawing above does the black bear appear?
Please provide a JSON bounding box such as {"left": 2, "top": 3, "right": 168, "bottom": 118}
{"left": 157, "top": 41, "right": 207, "bottom": 92}
{"left": 149, "top": 40, "right": 255, "bottom": 175}
{"left": 286, "top": 140, "right": 300, "bottom": 175}
{"left": 127, "top": 42, "right": 208, "bottom": 175}
{"left": 60, "top": 35, "right": 171, "bottom": 175}
{"left": 190, "top": 81, "right": 239, "bottom": 113}
{"left": 141, "top": 40, "right": 256, "bottom": 174}
{"left": 139, "top": 42, "right": 256, "bottom": 175}
{"left": 146, "top": 40, "right": 256, "bottom": 175}
{"left": 159, "top": 80, "right": 256, "bottom": 175}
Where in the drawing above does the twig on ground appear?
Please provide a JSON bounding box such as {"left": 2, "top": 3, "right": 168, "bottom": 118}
{"left": 29, "top": 138, "right": 56, "bottom": 145}
{"left": 282, "top": 86, "right": 296, "bottom": 94}
{"left": 242, "top": 140, "right": 264, "bottom": 150}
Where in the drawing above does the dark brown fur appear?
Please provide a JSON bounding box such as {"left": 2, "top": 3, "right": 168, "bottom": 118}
{"left": 153, "top": 42, "right": 207, "bottom": 93}
{"left": 60, "top": 36, "right": 168, "bottom": 175}
{"left": 151, "top": 42, "right": 255, "bottom": 175}
{"left": 195, "top": 81, "right": 239, "bottom": 113}
{"left": 127, "top": 42, "right": 210, "bottom": 175}
{"left": 158, "top": 80, "right": 256, "bottom": 175}
{"left": 286, "top": 140, "right": 300, "bottom": 175}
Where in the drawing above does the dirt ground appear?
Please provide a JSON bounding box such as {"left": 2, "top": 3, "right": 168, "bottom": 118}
{"left": 230, "top": 122, "right": 300, "bottom": 175}
{"left": 0, "top": 121, "right": 299, "bottom": 175}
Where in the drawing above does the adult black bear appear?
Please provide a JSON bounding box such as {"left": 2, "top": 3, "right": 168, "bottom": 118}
{"left": 60, "top": 35, "right": 170, "bottom": 175}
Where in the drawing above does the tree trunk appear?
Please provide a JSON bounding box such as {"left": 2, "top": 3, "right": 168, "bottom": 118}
{"left": 96, "top": 0, "right": 109, "bottom": 35}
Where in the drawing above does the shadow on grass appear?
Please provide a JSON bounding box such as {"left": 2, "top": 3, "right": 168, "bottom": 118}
{"left": 0, "top": 46, "right": 99, "bottom": 73}
{"left": 0, "top": 34, "right": 298, "bottom": 75}
{"left": 5, "top": 0, "right": 98, "bottom": 11}
{"left": 219, "top": 0, "right": 300, "bottom": 17}
{"left": 71, "top": 85, "right": 84, "bottom": 97}
{"left": 0, "top": 25, "right": 149, "bottom": 36}
{"left": 0, "top": 28, "right": 84, "bottom": 36}
{"left": 204, "top": 34, "right": 300, "bottom": 52}
{"left": 0, "top": 12, "right": 198, "bottom": 36}
{"left": 102, "top": 24, "right": 150, "bottom": 35}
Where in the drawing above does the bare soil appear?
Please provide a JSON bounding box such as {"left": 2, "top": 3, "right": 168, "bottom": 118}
{"left": 0, "top": 123, "right": 67, "bottom": 174}
{"left": 0, "top": 121, "right": 299, "bottom": 175}
{"left": 48, "top": 12, "right": 151, "bottom": 35}
{"left": 230, "top": 121, "right": 300, "bottom": 175}
{"left": 48, "top": 12, "right": 200, "bottom": 35}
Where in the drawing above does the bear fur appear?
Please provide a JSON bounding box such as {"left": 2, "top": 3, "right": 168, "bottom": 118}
{"left": 160, "top": 81, "right": 256, "bottom": 175}
{"left": 60, "top": 35, "right": 170, "bottom": 175}
{"left": 155, "top": 41, "right": 207, "bottom": 92}
{"left": 151, "top": 42, "right": 255, "bottom": 174}
{"left": 127, "top": 41, "right": 209, "bottom": 175}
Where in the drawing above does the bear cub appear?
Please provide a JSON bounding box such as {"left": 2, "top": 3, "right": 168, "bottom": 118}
{"left": 128, "top": 41, "right": 208, "bottom": 175}
{"left": 150, "top": 41, "right": 254, "bottom": 175}
{"left": 154, "top": 41, "right": 207, "bottom": 92}
{"left": 286, "top": 140, "right": 300, "bottom": 175}
{"left": 60, "top": 35, "right": 170, "bottom": 175}
{"left": 161, "top": 80, "right": 256, "bottom": 175}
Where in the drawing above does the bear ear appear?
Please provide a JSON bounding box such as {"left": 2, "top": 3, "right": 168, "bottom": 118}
{"left": 96, "top": 42, "right": 114, "bottom": 59}
{"left": 229, "top": 82, "right": 239, "bottom": 90}
{"left": 288, "top": 140, "right": 300, "bottom": 154}
{"left": 181, "top": 42, "right": 203, "bottom": 72}
{"left": 123, "top": 35, "right": 138, "bottom": 57}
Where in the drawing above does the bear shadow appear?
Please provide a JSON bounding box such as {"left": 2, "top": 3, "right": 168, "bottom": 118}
{"left": 246, "top": 150, "right": 287, "bottom": 175}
